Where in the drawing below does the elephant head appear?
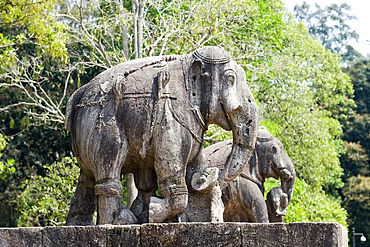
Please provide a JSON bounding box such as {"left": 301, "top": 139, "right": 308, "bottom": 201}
{"left": 188, "top": 46, "right": 259, "bottom": 189}
{"left": 266, "top": 187, "right": 289, "bottom": 223}
{"left": 254, "top": 129, "right": 296, "bottom": 206}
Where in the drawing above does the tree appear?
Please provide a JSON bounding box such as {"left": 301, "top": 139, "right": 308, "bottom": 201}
{"left": 339, "top": 58, "right": 370, "bottom": 243}
{"left": 16, "top": 157, "right": 79, "bottom": 226}
{"left": 343, "top": 175, "right": 370, "bottom": 246}
{"left": 294, "top": 1, "right": 360, "bottom": 62}
{"left": 15, "top": 156, "right": 133, "bottom": 226}
{"left": 0, "top": 134, "right": 15, "bottom": 181}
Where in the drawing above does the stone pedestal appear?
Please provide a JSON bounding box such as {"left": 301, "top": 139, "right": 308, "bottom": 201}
{"left": 0, "top": 222, "right": 347, "bottom": 247}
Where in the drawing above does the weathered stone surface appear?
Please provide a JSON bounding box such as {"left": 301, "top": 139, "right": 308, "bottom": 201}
{"left": 141, "top": 223, "right": 241, "bottom": 247}
{"left": 42, "top": 226, "right": 106, "bottom": 247}
{"left": 241, "top": 223, "right": 289, "bottom": 247}
{"left": 179, "top": 223, "right": 241, "bottom": 246}
{"left": 204, "top": 129, "right": 296, "bottom": 223}
{"left": 65, "top": 46, "right": 259, "bottom": 224}
{"left": 141, "top": 223, "right": 180, "bottom": 246}
{"left": 106, "top": 225, "right": 140, "bottom": 247}
{"left": 287, "top": 222, "right": 348, "bottom": 247}
{"left": 179, "top": 192, "right": 211, "bottom": 222}
{"left": 0, "top": 227, "right": 42, "bottom": 247}
{"left": 0, "top": 223, "right": 348, "bottom": 247}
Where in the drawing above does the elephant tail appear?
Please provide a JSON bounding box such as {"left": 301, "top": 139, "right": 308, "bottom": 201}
{"left": 65, "top": 83, "right": 91, "bottom": 131}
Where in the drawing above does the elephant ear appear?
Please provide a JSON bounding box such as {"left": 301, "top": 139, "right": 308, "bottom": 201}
{"left": 271, "top": 144, "right": 282, "bottom": 169}
{"left": 189, "top": 58, "right": 203, "bottom": 107}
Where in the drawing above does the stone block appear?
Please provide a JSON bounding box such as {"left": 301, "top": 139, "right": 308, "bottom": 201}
{"left": 42, "top": 226, "right": 106, "bottom": 247}
{"left": 287, "top": 222, "right": 348, "bottom": 247}
{"left": 106, "top": 225, "right": 140, "bottom": 247}
{"left": 0, "top": 222, "right": 348, "bottom": 247}
{"left": 0, "top": 227, "right": 42, "bottom": 247}
{"left": 241, "top": 223, "right": 289, "bottom": 247}
{"left": 179, "top": 222, "right": 241, "bottom": 247}
{"left": 141, "top": 223, "right": 180, "bottom": 246}
{"left": 141, "top": 223, "right": 241, "bottom": 247}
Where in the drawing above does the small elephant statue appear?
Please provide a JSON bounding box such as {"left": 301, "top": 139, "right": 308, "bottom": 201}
{"left": 203, "top": 129, "right": 296, "bottom": 223}
{"left": 266, "top": 187, "right": 289, "bottom": 223}
{"left": 65, "top": 46, "right": 259, "bottom": 225}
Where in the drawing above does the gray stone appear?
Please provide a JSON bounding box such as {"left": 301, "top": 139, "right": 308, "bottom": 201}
{"left": 141, "top": 223, "right": 241, "bottom": 247}
{"left": 179, "top": 223, "right": 241, "bottom": 246}
{"left": 287, "top": 222, "right": 348, "bottom": 247}
{"left": 0, "top": 223, "right": 348, "bottom": 247}
{"left": 106, "top": 225, "right": 141, "bottom": 247}
{"left": 241, "top": 223, "right": 289, "bottom": 247}
{"left": 65, "top": 46, "right": 259, "bottom": 225}
{"left": 141, "top": 223, "right": 181, "bottom": 246}
{"left": 0, "top": 227, "right": 42, "bottom": 247}
{"left": 42, "top": 226, "right": 106, "bottom": 247}
{"left": 203, "top": 129, "right": 296, "bottom": 223}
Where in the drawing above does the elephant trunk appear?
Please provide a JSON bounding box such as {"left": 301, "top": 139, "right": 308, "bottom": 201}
{"left": 218, "top": 101, "right": 258, "bottom": 190}
{"left": 279, "top": 159, "right": 296, "bottom": 205}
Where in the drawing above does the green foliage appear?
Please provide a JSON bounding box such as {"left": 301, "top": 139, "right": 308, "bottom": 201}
{"left": 16, "top": 157, "right": 79, "bottom": 226}
{"left": 0, "top": 0, "right": 69, "bottom": 68}
{"left": 340, "top": 58, "right": 370, "bottom": 240}
{"left": 346, "top": 59, "right": 370, "bottom": 115}
{"left": 343, "top": 176, "right": 370, "bottom": 239}
{"left": 204, "top": 125, "right": 232, "bottom": 148}
{"left": 294, "top": 2, "right": 359, "bottom": 61}
{"left": 340, "top": 59, "right": 370, "bottom": 178}
{"left": 247, "top": 3, "right": 352, "bottom": 191}
{"left": 0, "top": 134, "right": 15, "bottom": 180}
{"left": 341, "top": 141, "right": 370, "bottom": 179}
{"left": 265, "top": 177, "right": 347, "bottom": 227}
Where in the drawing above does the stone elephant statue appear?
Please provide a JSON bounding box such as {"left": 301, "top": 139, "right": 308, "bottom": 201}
{"left": 64, "top": 46, "right": 259, "bottom": 225}
{"left": 203, "top": 129, "right": 295, "bottom": 223}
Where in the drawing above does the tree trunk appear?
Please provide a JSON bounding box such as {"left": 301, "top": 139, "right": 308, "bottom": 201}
{"left": 132, "top": 0, "right": 138, "bottom": 59}
{"left": 111, "top": 0, "right": 129, "bottom": 61}
{"left": 137, "top": 0, "right": 147, "bottom": 58}
{"left": 122, "top": 26, "right": 129, "bottom": 61}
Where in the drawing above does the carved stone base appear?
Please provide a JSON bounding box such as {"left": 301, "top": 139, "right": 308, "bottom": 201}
{"left": 0, "top": 222, "right": 347, "bottom": 247}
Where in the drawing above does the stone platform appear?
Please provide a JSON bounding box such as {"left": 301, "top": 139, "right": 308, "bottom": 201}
{"left": 0, "top": 222, "right": 347, "bottom": 247}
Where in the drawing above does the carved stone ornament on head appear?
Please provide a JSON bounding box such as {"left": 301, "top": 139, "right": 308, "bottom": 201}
{"left": 193, "top": 46, "right": 232, "bottom": 64}
{"left": 203, "top": 128, "right": 296, "bottom": 223}
{"left": 64, "top": 46, "right": 258, "bottom": 225}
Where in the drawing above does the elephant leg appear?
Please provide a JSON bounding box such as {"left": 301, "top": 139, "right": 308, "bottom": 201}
{"left": 130, "top": 168, "right": 158, "bottom": 223}
{"left": 66, "top": 167, "right": 96, "bottom": 226}
{"left": 149, "top": 105, "right": 190, "bottom": 223}
{"left": 238, "top": 177, "right": 269, "bottom": 223}
{"left": 93, "top": 120, "right": 137, "bottom": 225}
{"left": 94, "top": 174, "right": 137, "bottom": 225}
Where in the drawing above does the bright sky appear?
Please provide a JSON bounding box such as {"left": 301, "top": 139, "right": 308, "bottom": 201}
{"left": 283, "top": 0, "right": 370, "bottom": 56}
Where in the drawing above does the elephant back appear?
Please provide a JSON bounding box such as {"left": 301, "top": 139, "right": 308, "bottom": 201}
{"left": 203, "top": 139, "right": 233, "bottom": 170}
{"left": 65, "top": 55, "right": 187, "bottom": 132}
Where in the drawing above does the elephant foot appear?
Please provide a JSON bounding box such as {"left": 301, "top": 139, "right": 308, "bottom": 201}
{"left": 95, "top": 179, "right": 126, "bottom": 225}
{"left": 149, "top": 193, "right": 188, "bottom": 223}
{"left": 149, "top": 197, "right": 170, "bottom": 223}
{"left": 113, "top": 208, "right": 138, "bottom": 225}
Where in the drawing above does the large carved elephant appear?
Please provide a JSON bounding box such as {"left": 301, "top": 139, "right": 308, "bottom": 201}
{"left": 203, "top": 129, "right": 295, "bottom": 223}
{"left": 64, "top": 46, "right": 259, "bottom": 225}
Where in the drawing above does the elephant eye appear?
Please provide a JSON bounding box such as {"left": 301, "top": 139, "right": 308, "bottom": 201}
{"left": 228, "top": 75, "right": 235, "bottom": 84}
{"left": 224, "top": 70, "right": 236, "bottom": 85}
